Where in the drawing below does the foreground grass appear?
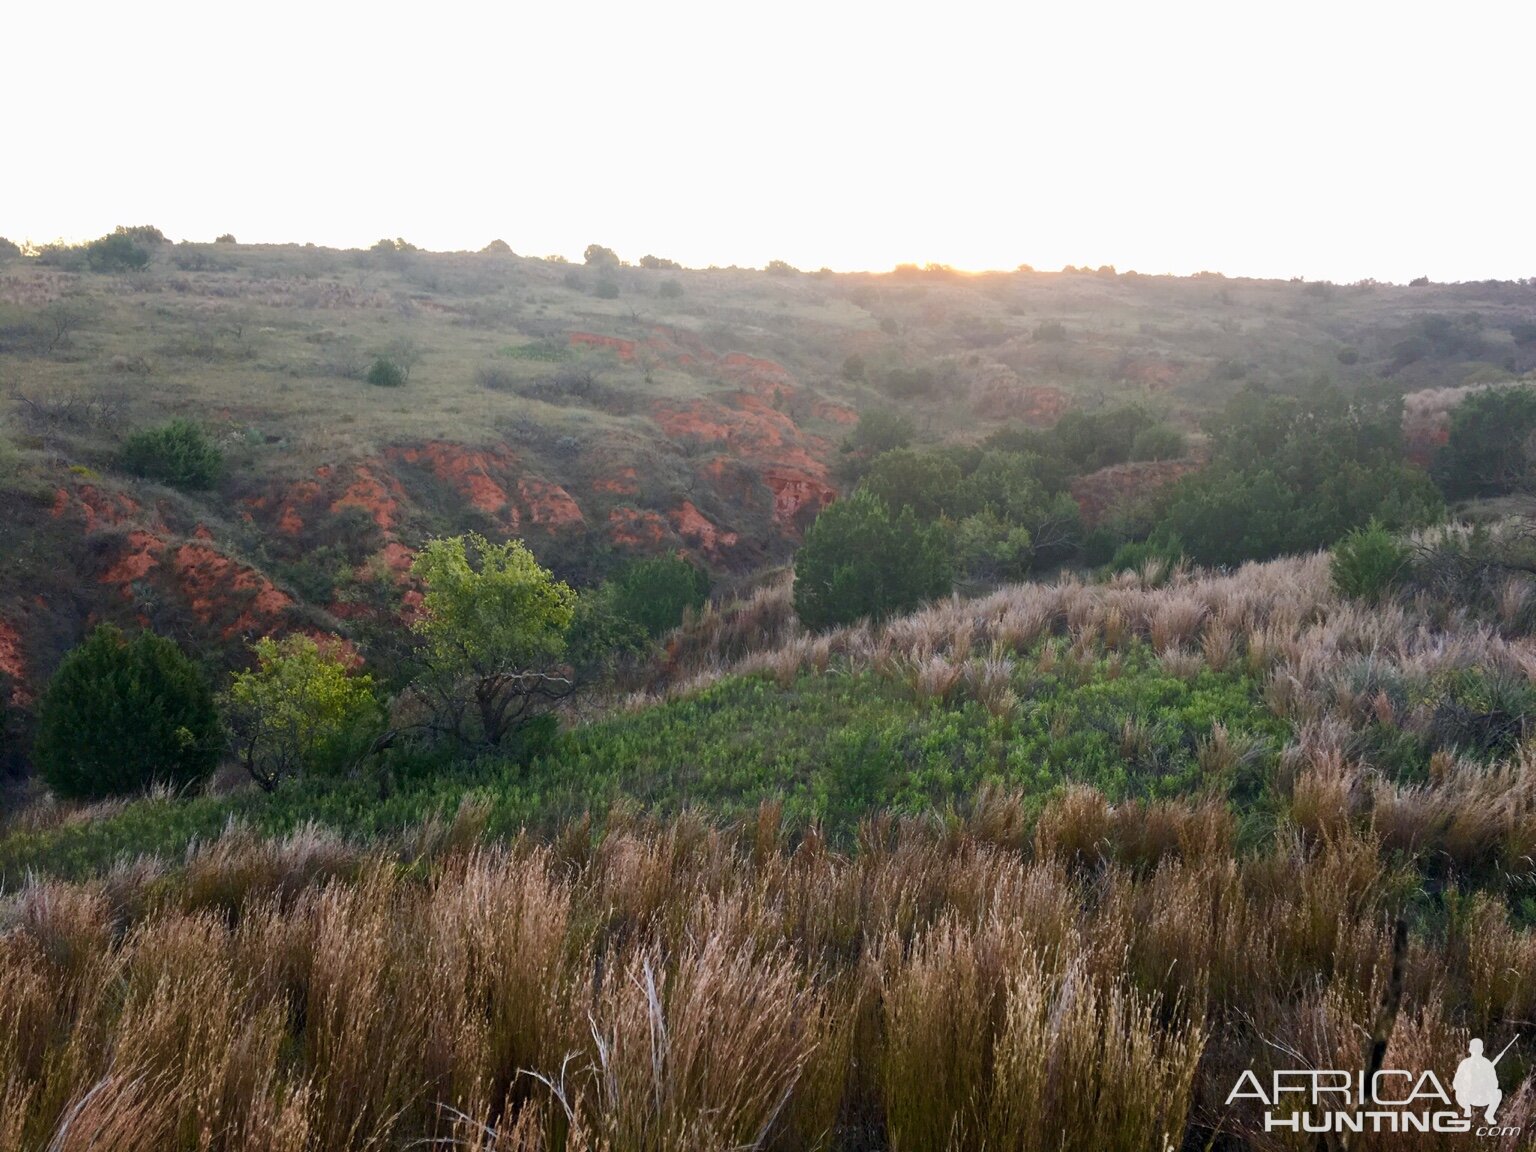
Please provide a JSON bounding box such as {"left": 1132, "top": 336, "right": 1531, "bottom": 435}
{"left": 0, "top": 642, "right": 1285, "bottom": 884}
{"left": 1, "top": 792, "right": 1533, "bottom": 1151}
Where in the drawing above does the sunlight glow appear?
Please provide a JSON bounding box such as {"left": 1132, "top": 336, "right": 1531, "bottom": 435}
{"left": 4, "top": 0, "right": 1534, "bottom": 282}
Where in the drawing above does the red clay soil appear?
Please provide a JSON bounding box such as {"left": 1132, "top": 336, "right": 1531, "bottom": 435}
{"left": 668, "top": 502, "right": 739, "bottom": 559}
{"left": 593, "top": 467, "right": 640, "bottom": 496}
{"left": 0, "top": 618, "right": 30, "bottom": 705}
{"left": 172, "top": 544, "right": 294, "bottom": 638}
{"left": 50, "top": 483, "right": 150, "bottom": 534}
{"left": 812, "top": 399, "right": 859, "bottom": 425}
{"left": 569, "top": 332, "right": 638, "bottom": 360}
{"left": 517, "top": 478, "right": 586, "bottom": 528}
{"left": 762, "top": 467, "right": 835, "bottom": 527}
{"left": 99, "top": 530, "right": 165, "bottom": 591}
{"left": 608, "top": 506, "right": 673, "bottom": 550}
{"left": 330, "top": 465, "right": 405, "bottom": 532}
{"left": 1071, "top": 459, "right": 1202, "bottom": 526}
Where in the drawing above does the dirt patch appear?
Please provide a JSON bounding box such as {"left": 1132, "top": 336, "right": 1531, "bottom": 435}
{"left": 1071, "top": 459, "right": 1201, "bottom": 526}
{"left": 608, "top": 506, "right": 673, "bottom": 550}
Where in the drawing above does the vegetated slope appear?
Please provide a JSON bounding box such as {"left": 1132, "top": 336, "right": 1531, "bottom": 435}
{"left": 1, "top": 240, "right": 1533, "bottom": 709}
{"left": 3, "top": 550, "right": 1536, "bottom": 1148}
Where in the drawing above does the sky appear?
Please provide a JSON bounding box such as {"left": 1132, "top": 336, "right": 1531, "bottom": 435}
{"left": 5, "top": 0, "right": 1534, "bottom": 283}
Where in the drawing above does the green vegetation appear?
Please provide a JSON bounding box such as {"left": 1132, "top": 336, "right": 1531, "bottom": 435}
{"left": 611, "top": 553, "right": 709, "bottom": 638}
{"left": 33, "top": 624, "right": 222, "bottom": 800}
{"left": 119, "top": 418, "right": 224, "bottom": 489}
{"left": 366, "top": 355, "right": 407, "bottom": 386}
{"left": 1146, "top": 385, "right": 1442, "bottom": 565}
{"left": 85, "top": 231, "right": 151, "bottom": 272}
{"left": 1433, "top": 384, "right": 1536, "bottom": 498}
{"left": 1330, "top": 520, "right": 1411, "bottom": 602}
{"left": 223, "top": 635, "right": 385, "bottom": 791}
{"left": 409, "top": 533, "right": 576, "bottom": 747}
{"left": 793, "top": 488, "right": 952, "bottom": 629}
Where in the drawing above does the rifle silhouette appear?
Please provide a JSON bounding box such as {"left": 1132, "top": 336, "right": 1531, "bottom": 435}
{"left": 1492, "top": 1037, "right": 1519, "bottom": 1066}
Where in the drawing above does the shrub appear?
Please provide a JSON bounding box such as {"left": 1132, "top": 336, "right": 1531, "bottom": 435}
{"left": 794, "top": 488, "right": 953, "bottom": 630}
{"left": 657, "top": 279, "right": 684, "bottom": 298}
{"left": 583, "top": 243, "right": 619, "bottom": 267}
{"left": 1331, "top": 521, "right": 1410, "bottom": 602}
{"left": 1433, "top": 385, "right": 1536, "bottom": 498}
{"left": 85, "top": 232, "right": 151, "bottom": 272}
{"left": 120, "top": 419, "right": 224, "bottom": 490}
{"left": 612, "top": 554, "right": 710, "bottom": 638}
{"left": 1129, "top": 424, "right": 1185, "bottom": 461}
{"left": 224, "top": 636, "right": 384, "bottom": 791}
{"left": 34, "top": 624, "right": 222, "bottom": 800}
{"left": 367, "top": 356, "right": 407, "bottom": 387}
{"left": 0, "top": 237, "right": 19, "bottom": 261}
{"left": 640, "top": 254, "right": 681, "bottom": 270}
{"left": 592, "top": 280, "right": 620, "bottom": 299}
{"left": 214, "top": 233, "right": 237, "bottom": 244}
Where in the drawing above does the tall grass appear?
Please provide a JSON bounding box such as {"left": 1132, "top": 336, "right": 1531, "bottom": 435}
{"left": 0, "top": 790, "right": 1531, "bottom": 1150}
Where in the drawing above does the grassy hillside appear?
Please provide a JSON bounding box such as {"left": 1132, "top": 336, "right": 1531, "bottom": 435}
{"left": 4, "top": 550, "right": 1536, "bottom": 1147}
{"left": 1, "top": 238, "right": 1533, "bottom": 708}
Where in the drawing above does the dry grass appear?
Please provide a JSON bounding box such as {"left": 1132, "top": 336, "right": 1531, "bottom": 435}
{"left": 0, "top": 789, "right": 1532, "bottom": 1150}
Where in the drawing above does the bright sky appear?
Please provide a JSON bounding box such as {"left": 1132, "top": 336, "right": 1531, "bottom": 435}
{"left": 6, "top": 1, "right": 1533, "bottom": 283}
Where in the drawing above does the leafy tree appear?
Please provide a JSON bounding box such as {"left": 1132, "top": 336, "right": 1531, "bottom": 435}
{"left": 0, "top": 237, "right": 19, "bottom": 261}
{"left": 794, "top": 489, "right": 953, "bottom": 630}
{"left": 214, "top": 233, "right": 237, "bottom": 244}
{"left": 639, "top": 254, "right": 681, "bottom": 270}
{"left": 1433, "top": 386, "right": 1536, "bottom": 499}
{"left": 583, "top": 243, "right": 620, "bottom": 267}
{"left": 658, "top": 279, "right": 684, "bottom": 298}
{"left": 862, "top": 449, "right": 962, "bottom": 521}
{"left": 120, "top": 419, "right": 223, "bottom": 489}
{"left": 565, "top": 583, "right": 652, "bottom": 682}
{"left": 34, "top": 625, "right": 221, "bottom": 800}
{"left": 223, "top": 635, "right": 384, "bottom": 792}
{"left": 410, "top": 533, "right": 577, "bottom": 747}
{"left": 836, "top": 408, "right": 913, "bottom": 482}
{"left": 954, "top": 510, "right": 1033, "bottom": 583}
{"left": 1130, "top": 423, "right": 1186, "bottom": 461}
{"left": 612, "top": 554, "right": 710, "bottom": 638}
{"left": 86, "top": 232, "right": 151, "bottom": 272}
{"left": 592, "top": 280, "right": 620, "bottom": 299}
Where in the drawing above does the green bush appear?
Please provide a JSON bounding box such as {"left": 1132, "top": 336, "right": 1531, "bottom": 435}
{"left": 0, "top": 237, "right": 20, "bottom": 261}
{"left": 1331, "top": 521, "right": 1410, "bottom": 602}
{"left": 1432, "top": 385, "right": 1536, "bottom": 499}
{"left": 612, "top": 554, "right": 710, "bottom": 638}
{"left": 592, "top": 280, "right": 620, "bottom": 299}
{"left": 794, "top": 489, "right": 952, "bottom": 630}
{"left": 1129, "top": 424, "right": 1186, "bottom": 461}
{"left": 85, "top": 232, "right": 151, "bottom": 272}
{"left": 657, "top": 279, "right": 684, "bottom": 298}
{"left": 367, "top": 356, "right": 407, "bottom": 387}
{"left": 35, "top": 625, "right": 222, "bottom": 800}
{"left": 120, "top": 419, "right": 223, "bottom": 490}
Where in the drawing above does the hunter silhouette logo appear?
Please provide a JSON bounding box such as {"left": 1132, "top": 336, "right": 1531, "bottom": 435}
{"left": 1227, "top": 1036, "right": 1521, "bottom": 1137}
{"left": 1454, "top": 1037, "right": 1514, "bottom": 1125}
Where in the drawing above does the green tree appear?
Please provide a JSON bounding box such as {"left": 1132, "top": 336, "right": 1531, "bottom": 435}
{"left": 954, "top": 510, "right": 1033, "bottom": 583}
{"left": 410, "top": 533, "right": 577, "bottom": 747}
{"left": 793, "top": 489, "right": 953, "bottom": 630}
{"left": 223, "top": 635, "right": 384, "bottom": 792}
{"left": 1433, "top": 386, "right": 1536, "bottom": 499}
{"left": 367, "top": 356, "right": 407, "bottom": 386}
{"left": 583, "top": 243, "right": 620, "bottom": 267}
{"left": 85, "top": 232, "right": 151, "bottom": 272}
{"left": 120, "top": 419, "right": 223, "bottom": 490}
{"left": 862, "top": 449, "right": 963, "bottom": 521}
{"left": 612, "top": 554, "right": 710, "bottom": 638}
{"left": 34, "top": 625, "right": 221, "bottom": 800}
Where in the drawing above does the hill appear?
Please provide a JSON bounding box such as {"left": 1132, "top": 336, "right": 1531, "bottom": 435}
{"left": 2, "top": 236, "right": 1534, "bottom": 717}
